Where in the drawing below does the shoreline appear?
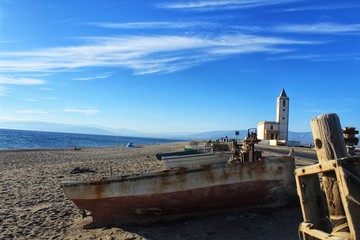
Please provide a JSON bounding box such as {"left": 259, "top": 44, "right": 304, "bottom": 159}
{"left": 0, "top": 128, "right": 187, "bottom": 151}
{"left": 0, "top": 142, "right": 187, "bottom": 153}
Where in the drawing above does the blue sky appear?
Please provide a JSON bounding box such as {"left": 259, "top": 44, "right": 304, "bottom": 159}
{"left": 0, "top": 0, "right": 359, "bottom": 133}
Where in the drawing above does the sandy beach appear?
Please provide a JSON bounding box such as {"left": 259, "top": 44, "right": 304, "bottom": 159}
{"left": 0, "top": 142, "right": 308, "bottom": 240}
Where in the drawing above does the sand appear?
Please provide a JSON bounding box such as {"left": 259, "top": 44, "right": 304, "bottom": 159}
{"left": 0, "top": 142, "right": 306, "bottom": 240}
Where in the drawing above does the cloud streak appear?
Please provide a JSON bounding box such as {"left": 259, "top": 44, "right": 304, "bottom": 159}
{"left": 279, "top": 4, "right": 360, "bottom": 12}
{"left": 274, "top": 23, "right": 360, "bottom": 34}
{"left": 89, "top": 21, "right": 219, "bottom": 29}
{"left": 0, "top": 34, "right": 313, "bottom": 75}
{"left": 268, "top": 53, "right": 360, "bottom": 62}
{"left": 73, "top": 73, "right": 112, "bottom": 81}
{"left": 15, "top": 109, "right": 49, "bottom": 114}
{"left": 0, "top": 75, "right": 46, "bottom": 85}
{"left": 62, "top": 108, "right": 99, "bottom": 115}
{"left": 159, "top": 0, "right": 300, "bottom": 11}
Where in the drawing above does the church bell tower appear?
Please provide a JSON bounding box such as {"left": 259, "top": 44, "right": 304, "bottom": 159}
{"left": 276, "top": 88, "right": 289, "bottom": 141}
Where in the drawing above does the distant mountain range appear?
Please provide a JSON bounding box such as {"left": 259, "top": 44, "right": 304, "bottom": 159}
{"left": 0, "top": 121, "right": 143, "bottom": 137}
{"left": 0, "top": 121, "right": 315, "bottom": 145}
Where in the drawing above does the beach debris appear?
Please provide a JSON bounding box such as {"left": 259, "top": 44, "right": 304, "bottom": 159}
{"left": 228, "top": 128, "right": 262, "bottom": 164}
{"left": 296, "top": 113, "right": 360, "bottom": 240}
{"left": 79, "top": 209, "right": 87, "bottom": 218}
{"left": 126, "top": 143, "right": 134, "bottom": 148}
{"left": 74, "top": 147, "right": 82, "bottom": 150}
{"left": 70, "top": 167, "right": 96, "bottom": 174}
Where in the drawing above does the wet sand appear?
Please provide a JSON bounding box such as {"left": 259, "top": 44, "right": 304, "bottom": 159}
{"left": 0, "top": 142, "right": 305, "bottom": 239}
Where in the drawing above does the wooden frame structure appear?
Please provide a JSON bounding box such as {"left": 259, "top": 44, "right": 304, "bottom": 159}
{"left": 296, "top": 114, "right": 360, "bottom": 240}
{"left": 296, "top": 157, "right": 360, "bottom": 240}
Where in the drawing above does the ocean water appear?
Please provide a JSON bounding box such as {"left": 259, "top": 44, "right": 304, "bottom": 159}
{"left": 0, "top": 129, "right": 182, "bottom": 150}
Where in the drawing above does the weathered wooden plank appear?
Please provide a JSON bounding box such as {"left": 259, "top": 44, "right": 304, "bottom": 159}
{"left": 310, "top": 113, "right": 350, "bottom": 235}
{"left": 295, "top": 160, "right": 338, "bottom": 177}
{"left": 336, "top": 165, "right": 360, "bottom": 240}
{"left": 299, "top": 222, "right": 348, "bottom": 240}
{"left": 296, "top": 172, "right": 330, "bottom": 234}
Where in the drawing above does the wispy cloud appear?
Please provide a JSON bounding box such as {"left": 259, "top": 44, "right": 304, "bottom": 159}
{"left": 268, "top": 53, "right": 360, "bottom": 62}
{"left": 39, "top": 87, "right": 53, "bottom": 91}
{"left": 62, "top": 108, "right": 99, "bottom": 115}
{"left": 15, "top": 109, "right": 49, "bottom": 114}
{"left": 159, "top": 0, "right": 300, "bottom": 11}
{"left": 0, "top": 75, "right": 46, "bottom": 85}
{"left": 89, "top": 21, "right": 219, "bottom": 29}
{"left": 0, "top": 115, "right": 31, "bottom": 121}
{"left": 274, "top": 23, "right": 360, "bottom": 34}
{"left": 280, "top": 4, "right": 360, "bottom": 12}
{"left": 306, "top": 108, "right": 353, "bottom": 114}
{"left": 0, "top": 34, "right": 314, "bottom": 75}
{"left": 73, "top": 72, "right": 112, "bottom": 81}
{"left": 8, "top": 107, "right": 99, "bottom": 117}
{"left": 24, "top": 99, "right": 38, "bottom": 102}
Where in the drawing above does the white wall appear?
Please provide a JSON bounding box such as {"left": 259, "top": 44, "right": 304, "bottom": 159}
{"left": 257, "top": 123, "right": 265, "bottom": 140}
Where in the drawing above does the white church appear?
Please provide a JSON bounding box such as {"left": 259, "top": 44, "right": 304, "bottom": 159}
{"left": 257, "top": 88, "right": 290, "bottom": 146}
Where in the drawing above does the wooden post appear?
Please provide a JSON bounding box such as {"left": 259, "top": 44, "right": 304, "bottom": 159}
{"left": 310, "top": 114, "right": 349, "bottom": 235}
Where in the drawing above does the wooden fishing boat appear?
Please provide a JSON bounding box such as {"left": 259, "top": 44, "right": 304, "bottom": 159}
{"left": 61, "top": 155, "right": 295, "bottom": 227}
{"left": 61, "top": 130, "right": 296, "bottom": 227}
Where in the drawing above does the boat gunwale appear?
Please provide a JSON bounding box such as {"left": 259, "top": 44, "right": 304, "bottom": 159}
{"left": 162, "top": 151, "right": 232, "bottom": 160}
{"left": 60, "top": 156, "right": 292, "bottom": 188}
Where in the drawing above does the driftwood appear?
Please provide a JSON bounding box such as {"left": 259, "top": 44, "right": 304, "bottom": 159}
{"left": 296, "top": 113, "right": 360, "bottom": 240}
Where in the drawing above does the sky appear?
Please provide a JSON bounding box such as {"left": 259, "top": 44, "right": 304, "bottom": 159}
{"left": 0, "top": 0, "right": 359, "bottom": 134}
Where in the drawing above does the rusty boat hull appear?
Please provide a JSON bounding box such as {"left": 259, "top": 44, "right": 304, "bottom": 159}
{"left": 61, "top": 156, "right": 295, "bottom": 226}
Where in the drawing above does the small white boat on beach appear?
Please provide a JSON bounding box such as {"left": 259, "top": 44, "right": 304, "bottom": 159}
{"left": 157, "top": 141, "right": 235, "bottom": 168}
{"left": 161, "top": 150, "right": 233, "bottom": 168}
{"left": 184, "top": 144, "right": 212, "bottom": 152}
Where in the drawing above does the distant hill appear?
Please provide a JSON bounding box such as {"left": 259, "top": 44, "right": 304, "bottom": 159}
{"left": 288, "top": 131, "right": 314, "bottom": 145}
{"left": 0, "top": 121, "right": 143, "bottom": 137}
{"left": 182, "top": 130, "right": 248, "bottom": 141}
{"left": 0, "top": 121, "right": 315, "bottom": 144}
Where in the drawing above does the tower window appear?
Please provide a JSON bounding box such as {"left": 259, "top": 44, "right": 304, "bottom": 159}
{"left": 282, "top": 117, "right": 285, "bottom": 120}
{"left": 283, "top": 100, "right": 286, "bottom": 107}
{"left": 283, "top": 109, "right": 285, "bottom": 112}
{"left": 270, "top": 125, "right": 273, "bottom": 130}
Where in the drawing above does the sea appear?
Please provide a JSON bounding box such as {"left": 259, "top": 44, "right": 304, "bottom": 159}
{"left": 0, "top": 129, "right": 183, "bottom": 150}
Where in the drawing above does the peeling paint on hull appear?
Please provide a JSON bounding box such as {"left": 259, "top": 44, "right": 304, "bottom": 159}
{"left": 61, "top": 156, "right": 295, "bottom": 226}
